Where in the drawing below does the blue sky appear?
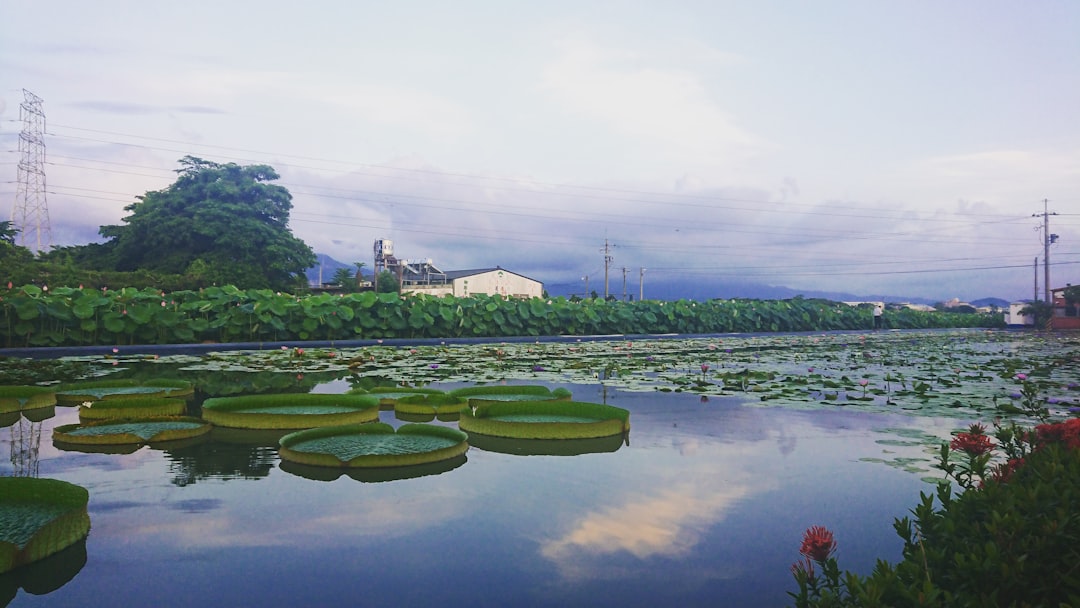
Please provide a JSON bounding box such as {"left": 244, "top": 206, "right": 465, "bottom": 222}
{"left": 2, "top": 1, "right": 1078, "bottom": 301}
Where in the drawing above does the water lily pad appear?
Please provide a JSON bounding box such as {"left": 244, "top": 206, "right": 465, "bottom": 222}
{"left": 54, "top": 379, "right": 193, "bottom": 405}
{"left": 279, "top": 454, "right": 467, "bottom": 482}
{"left": 78, "top": 397, "right": 187, "bottom": 421}
{"left": 201, "top": 394, "right": 380, "bottom": 429}
{"left": 0, "top": 477, "right": 91, "bottom": 575}
{"left": 0, "top": 386, "right": 56, "bottom": 414}
{"left": 278, "top": 422, "right": 469, "bottom": 468}
{"left": 53, "top": 416, "right": 211, "bottom": 445}
{"left": 459, "top": 400, "right": 630, "bottom": 439}
{"left": 449, "top": 385, "right": 571, "bottom": 403}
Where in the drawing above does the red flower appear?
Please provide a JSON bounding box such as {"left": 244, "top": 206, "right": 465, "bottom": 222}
{"left": 990, "top": 457, "right": 1025, "bottom": 484}
{"left": 799, "top": 525, "right": 837, "bottom": 562}
{"left": 950, "top": 432, "right": 994, "bottom": 457}
{"left": 1035, "top": 418, "right": 1080, "bottom": 450}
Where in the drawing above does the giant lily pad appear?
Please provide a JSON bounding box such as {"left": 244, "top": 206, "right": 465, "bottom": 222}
{"left": 449, "top": 385, "right": 571, "bottom": 403}
{"left": 394, "top": 393, "right": 469, "bottom": 419}
{"left": 465, "top": 433, "right": 626, "bottom": 456}
{"left": 54, "top": 379, "right": 193, "bottom": 405}
{"left": 279, "top": 454, "right": 468, "bottom": 482}
{"left": 0, "top": 477, "right": 91, "bottom": 575}
{"left": 459, "top": 400, "right": 630, "bottom": 439}
{"left": 78, "top": 396, "right": 187, "bottom": 421}
{"left": 348, "top": 386, "right": 446, "bottom": 410}
{"left": 0, "top": 386, "right": 56, "bottom": 414}
{"left": 201, "top": 394, "right": 380, "bottom": 429}
{"left": 278, "top": 422, "right": 469, "bottom": 468}
{"left": 53, "top": 416, "right": 212, "bottom": 446}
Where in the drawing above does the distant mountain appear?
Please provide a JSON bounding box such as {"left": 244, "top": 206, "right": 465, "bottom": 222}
{"left": 569, "top": 274, "right": 944, "bottom": 305}
{"left": 314, "top": 253, "right": 1010, "bottom": 305}
{"left": 305, "top": 254, "right": 353, "bottom": 286}
{"left": 971, "top": 297, "right": 1011, "bottom": 309}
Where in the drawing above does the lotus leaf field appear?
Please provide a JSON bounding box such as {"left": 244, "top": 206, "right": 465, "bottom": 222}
{"left": 0, "top": 327, "right": 1078, "bottom": 608}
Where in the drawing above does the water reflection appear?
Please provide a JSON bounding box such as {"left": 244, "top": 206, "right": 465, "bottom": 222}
{"left": 162, "top": 436, "right": 277, "bottom": 486}
{"left": 1, "top": 378, "right": 940, "bottom": 608}
{"left": 466, "top": 433, "right": 626, "bottom": 456}
{"left": 0, "top": 538, "right": 87, "bottom": 606}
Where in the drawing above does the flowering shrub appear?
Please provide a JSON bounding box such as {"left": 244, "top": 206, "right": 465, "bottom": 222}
{"left": 789, "top": 415, "right": 1080, "bottom": 607}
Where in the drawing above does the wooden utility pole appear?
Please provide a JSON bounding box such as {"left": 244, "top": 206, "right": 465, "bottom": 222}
{"left": 1035, "top": 199, "right": 1058, "bottom": 304}
{"left": 602, "top": 239, "right": 613, "bottom": 299}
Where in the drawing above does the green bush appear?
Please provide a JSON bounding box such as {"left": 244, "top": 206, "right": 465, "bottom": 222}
{"left": 0, "top": 285, "right": 1002, "bottom": 348}
{"left": 789, "top": 416, "right": 1080, "bottom": 607}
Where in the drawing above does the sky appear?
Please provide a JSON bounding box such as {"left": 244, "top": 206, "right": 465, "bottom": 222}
{"left": 2, "top": 1, "right": 1078, "bottom": 302}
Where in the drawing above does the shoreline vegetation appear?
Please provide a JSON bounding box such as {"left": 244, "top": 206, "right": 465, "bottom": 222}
{"left": 0, "top": 285, "right": 999, "bottom": 349}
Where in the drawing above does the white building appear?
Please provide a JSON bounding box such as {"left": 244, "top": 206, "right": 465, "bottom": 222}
{"left": 401, "top": 267, "right": 542, "bottom": 299}
{"left": 1005, "top": 302, "right": 1035, "bottom": 327}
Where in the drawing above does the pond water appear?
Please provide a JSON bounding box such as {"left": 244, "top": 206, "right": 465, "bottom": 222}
{"left": 3, "top": 383, "right": 943, "bottom": 608}
{"left": 4, "top": 329, "right": 1076, "bottom": 608}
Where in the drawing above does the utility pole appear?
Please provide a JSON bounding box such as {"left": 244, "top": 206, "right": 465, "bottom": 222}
{"left": 639, "top": 267, "right": 646, "bottom": 301}
{"left": 11, "top": 89, "right": 51, "bottom": 252}
{"left": 602, "top": 239, "right": 614, "bottom": 299}
{"left": 1034, "top": 199, "right": 1058, "bottom": 304}
{"left": 1034, "top": 257, "right": 1038, "bottom": 302}
{"left": 621, "top": 267, "right": 628, "bottom": 301}
{"left": 582, "top": 275, "right": 589, "bottom": 298}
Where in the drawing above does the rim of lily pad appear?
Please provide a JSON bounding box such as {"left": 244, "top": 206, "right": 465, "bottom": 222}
{"left": 54, "top": 379, "right": 194, "bottom": 405}
{"left": 52, "top": 416, "right": 212, "bottom": 446}
{"left": 0, "top": 386, "right": 57, "bottom": 414}
{"left": 448, "top": 385, "right": 572, "bottom": 402}
{"left": 1, "top": 536, "right": 87, "bottom": 598}
{"left": 0, "top": 411, "right": 20, "bottom": 428}
{"left": 459, "top": 400, "right": 631, "bottom": 440}
{"left": 0, "top": 477, "right": 91, "bottom": 575}
{"left": 279, "top": 453, "right": 468, "bottom": 482}
{"left": 465, "top": 432, "right": 627, "bottom": 456}
{"left": 348, "top": 386, "right": 446, "bottom": 410}
{"left": 78, "top": 396, "right": 187, "bottom": 421}
{"left": 1, "top": 406, "right": 56, "bottom": 428}
{"left": 201, "top": 394, "right": 380, "bottom": 429}
{"left": 394, "top": 393, "right": 469, "bottom": 416}
{"left": 278, "top": 422, "right": 469, "bottom": 468}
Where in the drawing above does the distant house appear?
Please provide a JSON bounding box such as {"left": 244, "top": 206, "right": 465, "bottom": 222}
{"left": 401, "top": 267, "right": 542, "bottom": 299}
{"left": 1006, "top": 302, "right": 1035, "bottom": 327}
{"left": 1050, "top": 285, "right": 1080, "bottom": 330}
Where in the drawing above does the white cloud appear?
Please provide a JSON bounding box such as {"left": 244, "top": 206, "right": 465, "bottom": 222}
{"left": 540, "top": 37, "right": 768, "bottom": 167}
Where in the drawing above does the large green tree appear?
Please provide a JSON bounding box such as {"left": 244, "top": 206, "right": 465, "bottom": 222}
{"left": 96, "top": 156, "right": 316, "bottom": 290}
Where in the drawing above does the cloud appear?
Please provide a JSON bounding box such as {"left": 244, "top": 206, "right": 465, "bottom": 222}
{"left": 67, "top": 101, "right": 228, "bottom": 115}
{"left": 540, "top": 37, "right": 767, "bottom": 165}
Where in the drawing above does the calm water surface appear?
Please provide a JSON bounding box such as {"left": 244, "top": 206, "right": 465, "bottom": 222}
{"left": 2, "top": 381, "right": 945, "bottom": 608}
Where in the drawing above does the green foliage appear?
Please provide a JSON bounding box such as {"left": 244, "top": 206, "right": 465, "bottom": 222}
{"left": 375, "top": 270, "right": 400, "bottom": 294}
{"left": 63, "top": 156, "right": 316, "bottom": 291}
{"left": 0, "top": 286, "right": 1003, "bottom": 348}
{"left": 789, "top": 416, "right": 1080, "bottom": 607}
{"left": 1020, "top": 300, "right": 1053, "bottom": 328}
